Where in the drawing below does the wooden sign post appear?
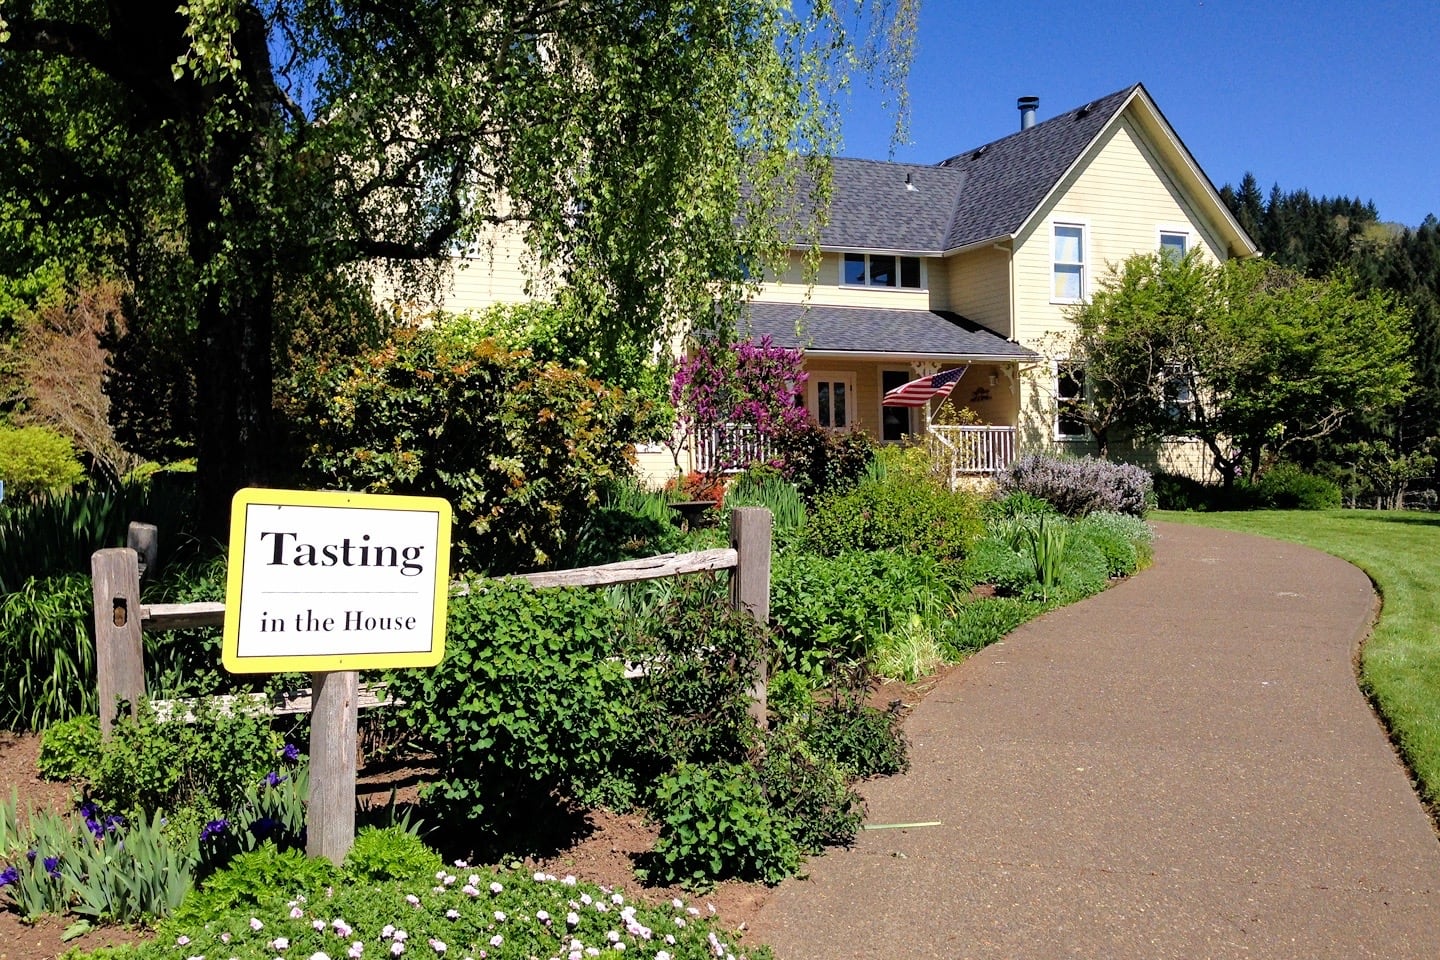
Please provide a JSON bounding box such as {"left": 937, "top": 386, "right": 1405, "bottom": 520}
{"left": 223, "top": 489, "right": 452, "bottom": 864}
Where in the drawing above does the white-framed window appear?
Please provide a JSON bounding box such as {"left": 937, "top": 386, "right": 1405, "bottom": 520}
{"left": 1056, "top": 361, "right": 1087, "bottom": 439}
{"left": 1052, "top": 223, "right": 1086, "bottom": 302}
{"left": 841, "top": 253, "right": 925, "bottom": 290}
{"left": 809, "top": 372, "right": 856, "bottom": 430}
{"left": 1162, "top": 361, "right": 1197, "bottom": 427}
{"left": 1159, "top": 229, "right": 1188, "bottom": 261}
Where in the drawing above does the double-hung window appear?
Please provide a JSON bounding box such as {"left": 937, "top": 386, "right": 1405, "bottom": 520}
{"left": 1052, "top": 224, "right": 1085, "bottom": 302}
{"left": 842, "top": 253, "right": 923, "bottom": 289}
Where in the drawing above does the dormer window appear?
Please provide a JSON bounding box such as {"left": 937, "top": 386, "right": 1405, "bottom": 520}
{"left": 842, "top": 253, "right": 924, "bottom": 289}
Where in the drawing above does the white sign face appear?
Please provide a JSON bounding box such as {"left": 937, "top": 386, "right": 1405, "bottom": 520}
{"left": 222, "top": 489, "right": 452, "bottom": 673}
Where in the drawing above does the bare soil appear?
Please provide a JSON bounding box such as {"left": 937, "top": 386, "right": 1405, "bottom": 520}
{"left": 0, "top": 673, "right": 942, "bottom": 959}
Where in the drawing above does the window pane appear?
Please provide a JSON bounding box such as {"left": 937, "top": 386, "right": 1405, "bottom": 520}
{"left": 833, "top": 382, "right": 847, "bottom": 426}
{"left": 1054, "top": 264, "right": 1082, "bottom": 300}
{"left": 817, "top": 382, "right": 831, "bottom": 427}
{"left": 1054, "top": 226, "right": 1083, "bottom": 263}
{"left": 900, "top": 257, "right": 921, "bottom": 288}
{"left": 843, "top": 253, "right": 866, "bottom": 285}
{"left": 868, "top": 255, "right": 896, "bottom": 287}
{"left": 1160, "top": 232, "right": 1187, "bottom": 260}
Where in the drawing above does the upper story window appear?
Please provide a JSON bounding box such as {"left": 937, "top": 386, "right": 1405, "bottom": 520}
{"left": 1052, "top": 224, "right": 1085, "bottom": 302}
{"left": 1159, "top": 230, "right": 1188, "bottom": 261}
{"left": 843, "top": 253, "right": 924, "bottom": 289}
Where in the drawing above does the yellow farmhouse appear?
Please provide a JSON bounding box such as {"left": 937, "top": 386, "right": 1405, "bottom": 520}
{"left": 426, "top": 83, "right": 1258, "bottom": 482}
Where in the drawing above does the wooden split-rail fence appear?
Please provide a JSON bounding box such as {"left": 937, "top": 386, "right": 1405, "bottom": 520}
{"left": 90, "top": 506, "right": 772, "bottom": 863}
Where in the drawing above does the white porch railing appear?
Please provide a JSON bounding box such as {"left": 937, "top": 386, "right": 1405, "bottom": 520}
{"left": 928, "top": 425, "right": 1016, "bottom": 477}
{"left": 692, "top": 423, "right": 771, "bottom": 474}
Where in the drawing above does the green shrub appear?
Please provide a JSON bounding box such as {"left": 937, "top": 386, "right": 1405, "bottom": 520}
{"left": 169, "top": 843, "right": 340, "bottom": 929}
{"left": 342, "top": 826, "right": 443, "bottom": 885}
{"left": 562, "top": 479, "right": 686, "bottom": 567}
{"left": 948, "top": 597, "right": 1044, "bottom": 656}
{"left": 285, "top": 327, "right": 646, "bottom": 574}
{"left": 758, "top": 725, "right": 863, "bottom": 854}
{"left": 617, "top": 579, "right": 766, "bottom": 799}
{"left": 0, "top": 425, "right": 85, "bottom": 495}
{"left": 804, "top": 685, "right": 909, "bottom": 780}
{"left": 382, "top": 580, "right": 633, "bottom": 822}
{"left": 37, "top": 713, "right": 101, "bottom": 782}
{"left": 643, "top": 761, "right": 801, "bottom": 888}
{"left": 1150, "top": 470, "right": 1220, "bottom": 511}
{"left": 1025, "top": 515, "right": 1069, "bottom": 601}
{"left": 82, "top": 701, "right": 289, "bottom": 824}
{"left": 769, "top": 424, "right": 876, "bottom": 502}
{"left": 872, "top": 612, "right": 946, "bottom": 682}
{"left": 958, "top": 536, "right": 1037, "bottom": 597}
{"left": 1252, "top": 462, "right": 1343, "bottom": 510}
{"left": 770, "top": 550, "right": 962, "bottom": 677}
{"left": 1073, "top": 511, "right": 1154, "bottom": 577}
{"left": 804, "top": 475, "right": 985, "bottom": 560}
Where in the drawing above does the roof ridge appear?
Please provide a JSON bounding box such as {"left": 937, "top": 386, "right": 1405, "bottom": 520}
{"left": 936, "top": 83, "right": 1140, "bottom": 168}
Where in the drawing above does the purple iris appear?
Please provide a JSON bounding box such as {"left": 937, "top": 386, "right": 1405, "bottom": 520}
{"left": 0, "top": 866, "right": 18, "bottom": 887}
{"left": 282, "top": 743, "right": 301, "bottom": 762}
{"left": 43, "top": 856, "right": 60, "bottom": 878}
{"left": 264, "top": 771, "right": 287, "bottom": 787}
{"left": 199, "top": 819, "right": 230, "bottom": 842}
{"left": 250, "top": 816, "right": 278, "bottom": 838}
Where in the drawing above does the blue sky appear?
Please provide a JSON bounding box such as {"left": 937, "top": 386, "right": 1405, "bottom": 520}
{"left": 837, "top": 0, "right": 1440, "bottom": 228}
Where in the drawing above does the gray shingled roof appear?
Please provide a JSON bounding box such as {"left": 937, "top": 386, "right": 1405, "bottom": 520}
{"left": 793, "top": 85, "right": 1138, "bottom": 254}
{"left": 737, "top": 302, "right": 1039, "bottom": 359}
{"left": 936, "top": 85, "right": 1137, "bottom": 249}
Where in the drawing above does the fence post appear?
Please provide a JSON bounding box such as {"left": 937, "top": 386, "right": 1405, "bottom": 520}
{"left": 128, "top": 522, "right": 158, "bottom": 580}
{"left": 91, "top": 548, "right": 145, "bottom": 737}
{"left": 308, "top": 670, "right": 359, "bottom": 864}
{"left": 729, "top": 507, "right": 771, "bottom": 727}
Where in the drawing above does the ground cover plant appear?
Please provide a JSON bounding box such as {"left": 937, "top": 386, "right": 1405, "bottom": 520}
{"left": 1158, "top": 510, "right": 1440, "bottom": 810}
{"left": 65, "top": 829, "right": 772, "bottom": 960}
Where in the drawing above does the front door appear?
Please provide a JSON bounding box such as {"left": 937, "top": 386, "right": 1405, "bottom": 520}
{"left": 881, "top": 369, "right": 915, "bottom": 443}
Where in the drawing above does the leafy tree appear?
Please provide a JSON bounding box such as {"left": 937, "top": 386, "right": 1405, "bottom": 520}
{"left": 1065, "top": 253, "right": 1413, "bottom": 487}
{"left": 0, "top": 0, "right": 916, "bottom": 536}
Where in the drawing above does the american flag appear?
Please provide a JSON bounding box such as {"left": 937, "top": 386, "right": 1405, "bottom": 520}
{"left": 882, "top": 366, "right": 969, "bottom": 408}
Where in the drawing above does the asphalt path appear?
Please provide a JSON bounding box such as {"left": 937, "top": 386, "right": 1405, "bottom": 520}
{"left": 748, "top": 521, "right": 1440, "bottom": 959}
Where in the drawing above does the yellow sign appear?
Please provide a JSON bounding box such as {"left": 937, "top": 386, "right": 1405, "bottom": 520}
{"left": 222, "top": 488, "right": 452, "bottom": 673}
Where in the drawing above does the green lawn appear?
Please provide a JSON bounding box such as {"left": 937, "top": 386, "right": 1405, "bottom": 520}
{"left": 1158, "top": 509, "right": 1440, "bottom": 810}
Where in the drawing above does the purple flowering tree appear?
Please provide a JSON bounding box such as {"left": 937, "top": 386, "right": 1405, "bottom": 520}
{"left": 670, "top": 336, "right": 810, "bottom": 477}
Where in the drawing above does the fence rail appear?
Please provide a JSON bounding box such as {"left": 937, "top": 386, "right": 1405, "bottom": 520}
{"left": 93, "top": 509, "right": 771, "bottom": 864}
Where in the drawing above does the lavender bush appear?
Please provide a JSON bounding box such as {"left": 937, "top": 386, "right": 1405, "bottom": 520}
{"left": 995, "top": 454, "right": 1152, "bottom": 518}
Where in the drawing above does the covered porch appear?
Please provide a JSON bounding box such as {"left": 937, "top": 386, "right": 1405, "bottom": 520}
{"left": 735, "top": 302, "right": 1039, "bottom": 476}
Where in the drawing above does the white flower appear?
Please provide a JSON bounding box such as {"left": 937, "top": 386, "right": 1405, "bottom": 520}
{"left": 562, "top": 875, "right": 577, "bottom": 886}
{"left": 291, "top": 907, "right": 305, "bottom": 919}
{"left": 534, "top": 871, "right": 546, "bottom": 882}
{"left": 664, "top": 935, "right": 676, "bottom": 945}
{"left": 394, "top": 931, "right": 409, "bottom": 944}
{"left": 308, "top": 953, "right": 332, "bottom": 960}
{"left": 333, "top": 920, "right": 353, "bottom": 938}
{"left": 442, "top": 875, "right": 456, "bottom": 886}
{"left": 270, "top": 938, "right": 291, "bottom": 951}
{"left": 390, "top": 943, "right": 405, "bottom": 957}
{"left": 671, "top": 899, "right": 683, "bottom": 910}
{"left": 488, "top": 936, "right": 503, "bottom": 948}
{"left": 220, "top": 933, "right": 232, "bottom": 944}
{"left": 686, "top": 907, "right": 699, "bottom": 917}
{"left": 567, "top": 911, "right": 580, "bottom": 926}
{"left": 494, "top": 911, "right": 507, "bottom": 922}
{"left": 406, "top": 894, "right": 421, "bottom": 907}
{"left": 453, "top": 860, "right": 468, "bottom": 868}
{"left": 250, "top": 919, "right": 264, "bottom": 932}
{"left": 428, "top": 938, "right": 447, "bottom": 954}
{"left": 445, "top": 909, "right": 460, "bottom": 920}
{"left": 177, "top": 936, "right": 192, "bottom": 946}
{"left": 606, "top": 932, "right": 620, "bottom": 943}
{"left": 461, "top": 884, "right": 480, "bottom": 897}
{"left": 610, "top": 894, "right": 624, "bottom": 905}
{"left": 381, "top": 926, "right": 396, "bottom": 940}
{"left": 348, "top": 943, "right": 364, "bottom": 960}
{"left": 313, "top": 920, "right": 326, "bottom": 932}
{"left": 579, "top": 893, "right": 593, "bottom": 905}
{"left": 656, "top": 953, "right": 671, "bottom": 960}
{"left": 489, "top": 882, "right": 503, "bottom": 894}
